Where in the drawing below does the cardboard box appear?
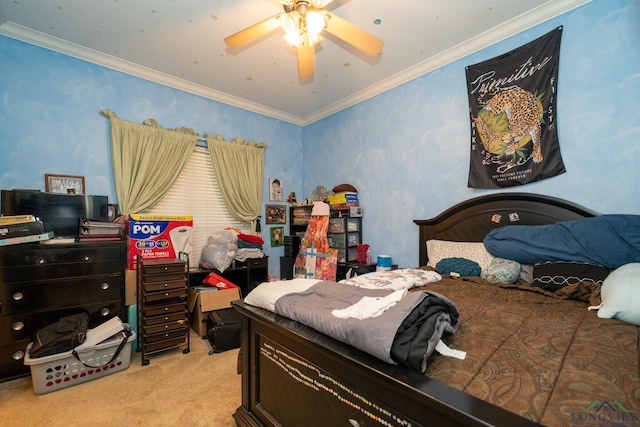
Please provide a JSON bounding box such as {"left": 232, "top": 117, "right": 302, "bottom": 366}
{"left": 124, "top": 269, "right": 137, "bottom": 306}
{"left": 327, "top": 192, "right": 358, "bottom": 206}
{"left": 187, "top": 286, "right": 241, "bottom": 337}
{"left": 127, "top": 214, "right": 193, "bottom": 270}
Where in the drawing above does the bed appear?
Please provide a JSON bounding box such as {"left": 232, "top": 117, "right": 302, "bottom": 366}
{"left": 232, "top": 192, "right": 640, "bottom": 427}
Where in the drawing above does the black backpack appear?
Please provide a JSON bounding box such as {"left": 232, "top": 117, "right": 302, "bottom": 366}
{"left": 29, "top": 312, "right": 89, "bottom": 358}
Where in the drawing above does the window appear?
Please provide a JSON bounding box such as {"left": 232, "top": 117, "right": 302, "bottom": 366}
{"left": 144, "top": 145, "right": 250, "bottom": 268}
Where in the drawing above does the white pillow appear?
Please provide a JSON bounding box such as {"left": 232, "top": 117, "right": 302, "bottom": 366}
{"left": 426, "top": 240, "right": 495, "bottom": 271}
{"left": 244, "top": 279, "right": 320, "bottom": 312}
{"left": 597, "top": 263, "right": 640, "bottom": 326}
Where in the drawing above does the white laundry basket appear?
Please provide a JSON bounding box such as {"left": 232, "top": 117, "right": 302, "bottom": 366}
{"left": 24, "top": 325, "right": 136, "bottom": 395}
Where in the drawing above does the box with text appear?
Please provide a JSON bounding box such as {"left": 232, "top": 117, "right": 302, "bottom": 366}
{"left": 127, "top": 214, "right": 193, "bottom": 269}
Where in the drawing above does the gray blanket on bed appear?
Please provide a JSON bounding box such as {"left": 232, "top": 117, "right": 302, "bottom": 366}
{"left": 273, "top": 281, "right": 460, "bottom": 372}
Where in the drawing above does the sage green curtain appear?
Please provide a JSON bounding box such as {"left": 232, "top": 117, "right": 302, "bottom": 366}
{"left": 205, "top": 133, "right": 265, "bottom": 223}
{"left": 100, "top": 109, "right": 198, "bottom": 214}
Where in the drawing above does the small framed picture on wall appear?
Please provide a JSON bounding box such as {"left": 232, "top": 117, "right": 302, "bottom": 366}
{"left": 265, "top": 204, "right": 286, "bottom": 224}
{"left": 270, "top": 226, "right": 284, "bottom": 247}
{"left": 269, "top": 178, "right": 283, "bottom": 201}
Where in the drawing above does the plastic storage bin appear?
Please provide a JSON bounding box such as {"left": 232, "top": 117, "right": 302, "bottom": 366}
{"left": 24, "top": 325, "right": 136, "bottom": 395}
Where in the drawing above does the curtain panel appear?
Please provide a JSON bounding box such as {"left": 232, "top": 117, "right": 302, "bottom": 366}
{"left": 100, "top": 109, "right": 198, "bottom": 214}
{"left": 205, "top": 134, "right": 265, "bottom": 225}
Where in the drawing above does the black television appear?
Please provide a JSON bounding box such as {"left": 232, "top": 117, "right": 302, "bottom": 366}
{"left": 1, "top": 190, "right": 109, "bottom": 238}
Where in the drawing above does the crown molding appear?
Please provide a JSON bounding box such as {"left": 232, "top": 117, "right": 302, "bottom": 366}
{"left": 302, "top": 0, "right": 591, "bottom": 125}
{"left": 0, "top": 0, "right": 590, "bottom": 127}
{"left": 0, "top": 22, "right": 306, "bottom": 126}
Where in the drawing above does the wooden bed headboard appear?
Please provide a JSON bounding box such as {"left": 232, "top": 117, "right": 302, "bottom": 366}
{"left": 414, "top": 192, "right": 599, "bottom": 267}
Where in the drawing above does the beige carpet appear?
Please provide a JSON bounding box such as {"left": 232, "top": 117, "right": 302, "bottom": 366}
{"left": 0, "top": 331, "right": 241, "bottom": 427}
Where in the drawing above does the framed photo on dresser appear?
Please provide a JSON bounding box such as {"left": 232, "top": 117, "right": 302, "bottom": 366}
{"left": 45, "top": 174, "right": 85, "bottom": 194}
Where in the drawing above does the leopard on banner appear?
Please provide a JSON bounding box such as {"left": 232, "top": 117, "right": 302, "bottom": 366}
{"left": 466, "top": 27, "right": 566, "bottom": 188}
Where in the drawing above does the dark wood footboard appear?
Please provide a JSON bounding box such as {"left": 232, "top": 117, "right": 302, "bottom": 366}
{"left": 232, "top": 300, "right": 540, "bottom": 427}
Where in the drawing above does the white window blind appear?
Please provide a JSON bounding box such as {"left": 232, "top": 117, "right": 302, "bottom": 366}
{"left": 144, "top": 145, "right": 250, "bottom": 268}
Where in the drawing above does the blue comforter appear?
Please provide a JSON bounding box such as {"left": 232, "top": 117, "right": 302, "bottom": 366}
{"left": 483, "top": 214, "right": 640, "bottom": 269}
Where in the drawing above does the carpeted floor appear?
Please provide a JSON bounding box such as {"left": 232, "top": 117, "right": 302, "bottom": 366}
{"left": 0, "top": 330, "right": 241, "bottom": 427}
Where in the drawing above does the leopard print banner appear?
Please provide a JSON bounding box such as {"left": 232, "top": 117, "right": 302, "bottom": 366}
{"left": 466, "top": 27, "right": 566, "bottom": 188}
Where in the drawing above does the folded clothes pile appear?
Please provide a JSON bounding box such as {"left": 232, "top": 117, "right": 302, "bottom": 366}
{"left": 235, "top": 232, "right": 265, "bottom": 262}
{"left": 237, "top": 233, "right": 264, "bottom": 249}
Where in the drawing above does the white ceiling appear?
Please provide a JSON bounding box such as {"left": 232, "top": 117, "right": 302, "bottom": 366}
{"left": 0, "top": 0, "right": 590, "bottom": 126}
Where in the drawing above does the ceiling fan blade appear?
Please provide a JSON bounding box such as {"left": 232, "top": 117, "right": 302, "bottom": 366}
{"left": 224, "top": 14, "right": 283, "bottom": 47}
{"left": 324, "top": 14, "right": 383, "bottom": 56}
{"left": 297, "top": 41, "right": 314, "bottom": 78}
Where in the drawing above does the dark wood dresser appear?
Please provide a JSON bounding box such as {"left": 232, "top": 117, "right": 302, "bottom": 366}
{"left": 137, "top": 258, "right": 190, "bottom": 365}
{"left": 0, "top": 241, "right": 127, "bottom": 382}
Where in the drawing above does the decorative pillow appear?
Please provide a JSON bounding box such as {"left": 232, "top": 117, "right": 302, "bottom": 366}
{"left": 435, "top": 257, "right": 481, "bottom": 277}
{"left": 597, "top": 263, "right": 640, "bottom": 326}
{"left": 426, "top": 240, "right": 494, "bottom": 271}
{"left": 531, "top": 261, "right": 610, "bottom": 292}
{"left": 481, "top": 258, "right": 521, "bottom": 284}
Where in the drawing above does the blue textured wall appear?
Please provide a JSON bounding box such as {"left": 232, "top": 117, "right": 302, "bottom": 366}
{"left": 303, "top": 0, "right": 640, "bottom": 268}
{"left": 0, "top": 37, "right": 302, "bottom": 275}
{"left": 1, "top": 0, "right": 638, "bottom": 275}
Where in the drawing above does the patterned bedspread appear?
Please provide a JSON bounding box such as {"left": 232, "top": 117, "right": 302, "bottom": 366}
{"left": 417, "top": 274, "right": 640, "bottom": 426}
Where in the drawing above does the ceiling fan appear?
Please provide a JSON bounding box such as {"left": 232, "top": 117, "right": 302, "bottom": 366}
{"left": 224, "top": 0, "right": 383, "bottom": 78}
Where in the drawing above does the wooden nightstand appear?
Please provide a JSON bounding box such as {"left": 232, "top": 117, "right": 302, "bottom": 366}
{"left": 336, "top": 262, "right": 377, "bottom": 281}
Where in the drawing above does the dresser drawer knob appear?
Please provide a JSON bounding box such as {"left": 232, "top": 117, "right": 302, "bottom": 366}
{"left": 100, "top": 307, "right": 110, "bottom": 317}
{"left": 12, "top": 350, "right": 25, "bottom": 361}
{"left": 12, "top": 321, "right": 24, "bottom": 331}
{"left": 101, "top": 282, "right": 110, "bottom": 290}
{"left": 83, "top": 256, "right": 91, "bottom": 262}
{"left": 38, "top": 259, "right": 46, "bottom": 265}
{"left": 12, "top": 292, "right": 24, "bottom": 301}
{"left": 164, "top": 283, "right": 168, "bottom": 287}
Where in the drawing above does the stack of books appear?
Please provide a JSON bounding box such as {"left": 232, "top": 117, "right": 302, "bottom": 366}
{"left": 292, "top": 206, "right": 312, "bottom": 227}
{"left": 78, "top": 218, "right": 125, "bottom": 242}
{"left": 0, "top": 214, "right": 54, "bottom": 246}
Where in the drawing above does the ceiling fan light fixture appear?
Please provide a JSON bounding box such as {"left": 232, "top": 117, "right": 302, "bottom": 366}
{"left": 305, "top": 11, "right": 327, "bottom": 36}
{"left": 281, "top": 13, "right": 302, "bottom": 45}
{"left": 280, "top": 4, "right": 327, "bottom": 47}
{"left": 226, "top": 0, "right": 383, "bottom": 78}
